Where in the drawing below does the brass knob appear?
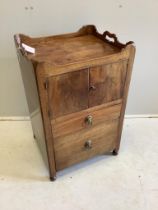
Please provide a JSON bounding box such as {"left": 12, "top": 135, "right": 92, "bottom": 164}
{"left": 84, "top": 140, "right": 92, "bottom": 149}
{"left": 85, "top": 115, "right": 93, "bottom": 125}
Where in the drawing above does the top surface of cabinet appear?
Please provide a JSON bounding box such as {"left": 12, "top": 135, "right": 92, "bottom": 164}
{"left": 20, "top": 35, "right": 120, "bottom": 65}
{"left": 15, "top": 25, "right": 132, "bottom": 67}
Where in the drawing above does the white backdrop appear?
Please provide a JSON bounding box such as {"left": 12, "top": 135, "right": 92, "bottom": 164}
{"left": 0, "top": 0, "right": 158, "bottom": 116}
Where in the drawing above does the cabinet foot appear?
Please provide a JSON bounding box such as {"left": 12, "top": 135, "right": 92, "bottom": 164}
{"left": 50, "top": 176, "right": 56, "bottom": 181}
{"left": 112, "top": 149, "right": 118, "bottom": 156}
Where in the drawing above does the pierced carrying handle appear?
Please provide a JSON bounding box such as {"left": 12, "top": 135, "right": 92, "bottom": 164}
{"left": 103, "top": 31, "right": 134, "bottom": 48}
{"left": 103, "top": 31, "right": 118, "bottom": 43}
{"left": 77, "top": 25, "right": 134, "bottom": 48}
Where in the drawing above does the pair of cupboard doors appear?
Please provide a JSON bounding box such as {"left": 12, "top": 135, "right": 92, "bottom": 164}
{"left": 48, "top": 61, "right": 127, "bottom": 119}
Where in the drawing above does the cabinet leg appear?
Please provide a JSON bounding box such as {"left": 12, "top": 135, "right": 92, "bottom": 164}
{"left": 50, "top": 176, "right": 57, "bottom": 181}
{"left": 112, "top": 149, "right": 119, "bottom": 156}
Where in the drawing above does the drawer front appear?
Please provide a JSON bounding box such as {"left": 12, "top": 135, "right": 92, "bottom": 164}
{"left": 54, "top": 119, "right": 119, "bottom": 170}
{"left": 51, "top": 100, "right": 122, "bottom": 138}
{"left": 89, "top": 60, "right": 128, "bottom": 107}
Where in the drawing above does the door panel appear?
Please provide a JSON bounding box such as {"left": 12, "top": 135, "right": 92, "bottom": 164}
{"left": 89, "top": 61, "right": 128, "bottom": 107}
{"left": 48, "top": 69, "right": 89, "bottom": 118}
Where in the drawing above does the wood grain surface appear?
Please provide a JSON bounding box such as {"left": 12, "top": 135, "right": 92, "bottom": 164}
{"left": 52, "top": 100, "right": 122, "bottom": 138}
{"left": 54, "top": 119, "right": 119, "bottom": 170}
{"left": 14, "top": 25, "right": 135, "bottom": 179}
{"left": 89, "top": 60, "right": 128, "bottom": 107}
{"left": 115, "top": 45, "right": 136, "bottom": 153}
{"left": 48, "top": 69, "right": 89, "bottom": 118}
{"left": 36, "top": 64, "right": 57, "bottom": 180}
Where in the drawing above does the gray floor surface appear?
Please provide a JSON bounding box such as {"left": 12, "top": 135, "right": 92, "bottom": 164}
{"left": 0, "top": 118, "right": 157, "bottom": 210}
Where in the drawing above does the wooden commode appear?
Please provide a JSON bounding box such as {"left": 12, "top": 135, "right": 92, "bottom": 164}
{"left": 14, "top": 25, "right": 135, "bottom": 181}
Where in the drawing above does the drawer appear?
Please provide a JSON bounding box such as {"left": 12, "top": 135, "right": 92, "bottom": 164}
{"left": 51, "top": 99, "right": 122, "bottom": 138}
{"left": 54, "top": 119, "right": 119, "bottom": 170}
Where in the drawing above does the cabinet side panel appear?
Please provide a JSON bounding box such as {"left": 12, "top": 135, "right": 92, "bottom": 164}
{"left": 116, "top": 45, "right": 136, "bottom": 151}
{"left": 16, "top": 49, "right": 48, "bottom": 168}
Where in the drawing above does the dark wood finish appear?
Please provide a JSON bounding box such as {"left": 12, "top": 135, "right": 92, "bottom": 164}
{"left": 52, "top": 100, "right": 122, "bottom": 138}
{"left": 89, "top": 60, "right": 128, "bottom": 107}
{"left": 14, "top": 25, "right": 135, "bottom": 180}
{"left": 43, "top": 50, "right": 130, "bottom": 77}
{"left": 17, "top": 32, "right": 120, "bottom": 65}
{"left": 48, "top": 69, "right": 89, "bottom": 118}
{"left": 115, "top": 45, "right": 136, "bottom": 153}
{"left": 54, "top": 119, "right": 119, "bottom": 170}
{"left": 15, "top": 45, "right": 49, "bottom": 168}
{"left": 35, "top": 64, "right": 56, "bottom": 180}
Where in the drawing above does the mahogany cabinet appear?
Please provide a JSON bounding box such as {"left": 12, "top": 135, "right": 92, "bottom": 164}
{"left": 14, "top": 25, "right": 135, "bottom": 180}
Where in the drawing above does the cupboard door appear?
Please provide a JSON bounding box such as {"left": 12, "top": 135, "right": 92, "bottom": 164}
{"left": 48, "top": 69, "right": 89, "bottom": 118}
{"left": 89, "top": 61, "right": 128, "bottom": 107}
